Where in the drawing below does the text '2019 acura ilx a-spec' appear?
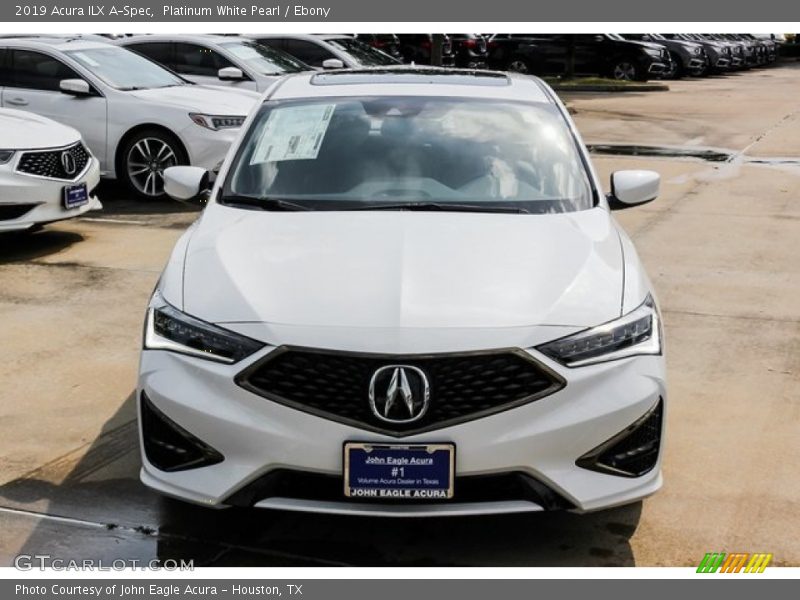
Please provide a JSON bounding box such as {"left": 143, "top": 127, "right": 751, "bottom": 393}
{"left": 139, "top": 68, "right": 666, "bottom": 516}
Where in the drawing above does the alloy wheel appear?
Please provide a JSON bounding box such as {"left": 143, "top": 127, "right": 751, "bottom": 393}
{"left": 126, "top": 137, "right": 179, "bottom": 198}
{"left": 612, "top": 61, "right": 637, "bottom": 81}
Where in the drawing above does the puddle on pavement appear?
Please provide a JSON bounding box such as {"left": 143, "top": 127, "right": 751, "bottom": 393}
{"left": 587, "top": 144, "right": 733, "bottom": 162}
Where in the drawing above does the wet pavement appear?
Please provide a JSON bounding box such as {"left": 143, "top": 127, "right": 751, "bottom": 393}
{"left": 2, "top": 63, "right": 800, "bottom": 567}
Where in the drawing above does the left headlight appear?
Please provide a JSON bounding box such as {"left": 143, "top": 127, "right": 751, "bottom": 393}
{"left": 144, "top": 290, "right": 265, "bottom": 364}
{"left": 0, "top": 150, "right": 15, "bottom": 165}
{"left": 536, "top": 295, "right": 661, "bottom": 367}
{"left": 189, "top": 113, "right": 246, "bottom": 131}
{"left": 644, "top": 47, "right": 662, "bottom": 57}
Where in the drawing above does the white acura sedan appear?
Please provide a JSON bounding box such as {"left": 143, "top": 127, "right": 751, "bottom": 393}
{"left": 0, "top": 37, "right": 259, "bottom": 199}
{"left": 0, "top": 108, "right": 100, "bottom": 232}
{"left": 140, "top": 69, "right": 666, "bottom": 516}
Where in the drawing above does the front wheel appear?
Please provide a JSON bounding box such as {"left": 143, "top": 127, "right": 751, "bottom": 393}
{"left": 507, "top": 56, "right": 533, "bottom": 74}
{"left": 119, "top": 129, "right": 186, "bottom": 200}
{"left": 610, "top": 59, "right": 643, "bottom": 82}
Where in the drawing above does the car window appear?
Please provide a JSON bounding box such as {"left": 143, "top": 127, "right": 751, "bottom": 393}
{"left": 278, "top": 39, "right": 335, "bottom": 67}
{"left": 219, "top": 41, "right": 307, "bottom": 74}
{"left": 173, "top": 42, "right": 233, "bottom": 76}
{"left": 0, "top": 48, "right": 9, "bottom": 86}
{"left": 225, "top": 96, "right": 593, "bottom": 213}
{"left": 65, "top": 46, "right": 186, "bottom": 90}
{"left": 327, "top": 38, "right": 400, "bottom": 66}
{"left": 8, "top": 49, "right": 81, "bottom": 91}
{"left": 126, "top": 42, "right": 173, "bottom": 69}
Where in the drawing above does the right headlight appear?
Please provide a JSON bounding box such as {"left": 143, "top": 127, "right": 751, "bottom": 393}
{"left": 144, "top": 290, "right": 265, "bottom": 364}
{"left": 536, "top": 295, "right": 661, "bottom": 367}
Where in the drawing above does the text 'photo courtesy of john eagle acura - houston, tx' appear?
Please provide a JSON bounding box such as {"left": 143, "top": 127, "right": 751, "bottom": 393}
{"left": 138, "top": 68, "right": 666, "bottom": 516}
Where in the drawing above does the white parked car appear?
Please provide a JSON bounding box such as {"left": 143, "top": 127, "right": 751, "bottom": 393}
{"left": 0, "top": 108, "right": 100, "bottom": 232}
{"left": 0, "top": 37, "right": 259, "bottom": 199}
{"left": 244, "top": 34, "right": 402, "bottom": 69}
{"left": 117, "top": 34, "right": 310, "bottom": 92}
{"left": 140, "top": 69, "right": 666, "bottom": 516}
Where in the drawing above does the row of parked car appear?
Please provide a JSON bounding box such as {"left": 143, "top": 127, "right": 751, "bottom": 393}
{"left": 0, "top": 32, "right": 788, "bottom": 233}
{"left": 355, "top": 33, "right": 783, "bottom": 81}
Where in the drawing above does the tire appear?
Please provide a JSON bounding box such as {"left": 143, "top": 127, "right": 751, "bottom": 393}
{"left": 669, "top": 53, "right": 685, "bottom": 79}
{"left": 609, "top": 59, "right": 643, "bottom": 82}
{"left": 507, "top": 56, "right": 533, "bottom": 74}
{"left": 118, "top": 129, "right": 187, "bottom": 200}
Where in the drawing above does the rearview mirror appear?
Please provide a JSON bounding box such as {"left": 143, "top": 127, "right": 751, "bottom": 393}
{"left": 218, "top": 66, "right": 245, "bottom": 81}
{"left": 60, "top": 79, "right": 92, "bottom": 96}
{"left": 322, "top": 58, "right": 345, "bottom": 70}
{"left": 608, "top": 170, "right": 660, "bottom": 209}
{"left": 164, "top": 166, "right": 211, "bottom": 204}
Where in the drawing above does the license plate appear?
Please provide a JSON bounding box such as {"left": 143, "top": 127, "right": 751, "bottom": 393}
{"left": 344, "top": 442, "right": 454, "bottom": 500}
{"left": 63, "top": 183, "right": 88, "bottom": 209}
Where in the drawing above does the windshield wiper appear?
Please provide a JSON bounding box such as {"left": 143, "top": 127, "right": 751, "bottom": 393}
{"left": 219, "top": 195, "right": 314, "bottom": 212}
{"left": 343, "top": 202, "right": 530, "bottom": 214}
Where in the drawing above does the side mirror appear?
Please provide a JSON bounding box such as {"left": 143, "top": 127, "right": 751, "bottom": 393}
{"left": 218, "top": 66, "right": 245, "bottom": 81}
{"left": 60, "top": 79, "right": 92, "bottom": 96}
{"left": 322, "top": 58, "right": 345, "bottom": 69}
{"left": 608, "top": 170, "right": 660, "bottom": 209}
{"left": 164, "top": 166, "right": 211, "bottom": 204}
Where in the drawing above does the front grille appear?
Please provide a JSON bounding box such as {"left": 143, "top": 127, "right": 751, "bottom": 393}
{"left": 236, "top": 347, "right": 565, "bottom": 436}
{"left": 224, "top": 468, "right": 574, "bottom": 510}
{"left": 577, "top": 398, "right": 663, "bottom": 477}
{"left": 16, "top": 142, "right": 90, "bottom": 180}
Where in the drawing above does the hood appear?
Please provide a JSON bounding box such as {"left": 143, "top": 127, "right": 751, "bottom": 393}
{"left": 0, "top": 108, "right": 80, "bottom": 150}
{"left": 128, "top": 84, "right": 259, "bottom": 114}
{"left": 181, "top": 206, "right": 624, "bottom": 330}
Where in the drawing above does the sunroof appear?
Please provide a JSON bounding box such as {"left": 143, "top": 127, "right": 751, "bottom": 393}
{"left": 311, "top": 69, "right": 510, "bottom": 87}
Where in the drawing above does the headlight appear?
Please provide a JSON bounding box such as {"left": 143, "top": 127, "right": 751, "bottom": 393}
{"left": 693, "top": 47, "right": 702, "bottom": 55}
{"left": 536, "top": 295, "right": 661, "bottom": 367}
{"left": 644, "top": 48, "right": 662, "bottom": 57}
{"left": 0, "top": 150, "right": 15, "bottom": 164}
{"left": 144, "top": 290, "right": 265, "bottom": 363}
{"left": 189, "top": 113, "right": 246, "bottom": 131}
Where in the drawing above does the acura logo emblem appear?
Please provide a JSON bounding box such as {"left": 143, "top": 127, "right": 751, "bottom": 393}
{"left": 369, "top": 365, "right": 430, "bottom": 423}
{"left": 61, "top": 151, "right": 77, "bottom": 176}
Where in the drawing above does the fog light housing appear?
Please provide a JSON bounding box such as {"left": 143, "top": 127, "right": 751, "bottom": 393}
{"left": 140, "top": 392, "right": 223, "bottom": 472}
{"left": 576, "top": 399, "right": 663, "bottom": 477}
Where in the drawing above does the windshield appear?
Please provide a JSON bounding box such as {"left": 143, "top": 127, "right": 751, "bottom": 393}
{"left": 223, "top": 96, "right": 593, "bottom": 213}
{"left": 66, "top": 46, "right": 186, "bottom": 90}
{"left": 220, "top": 41, "right": 307, "bottom": 75}
{"left": 327, "top": 38, "right": 400, "bottom": 66}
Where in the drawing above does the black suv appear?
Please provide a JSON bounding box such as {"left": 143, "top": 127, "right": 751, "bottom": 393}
{"left": 446, "top": 34, "right": 489, "bottom": 68}
{"left": 621, "top": 34, "right": 708, "bottom": 78}
{"left": 522, "top": 34, "right": 670, "bottom": 81}
{"left": 485, "top": 34, "right": 545, "bottom": 73}
{"left": 395, "top": 34, "right": 456, "bottom": 66}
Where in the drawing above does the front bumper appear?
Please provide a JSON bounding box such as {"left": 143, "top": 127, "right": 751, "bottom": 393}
{"left": 138, "top": 337, "right": 666, "bottom": 516}
{"left": 0, "top": 153, "right": 101, "bottom": 232}
{"left": 177, "top": 123, "right": 241, "bottom": 173}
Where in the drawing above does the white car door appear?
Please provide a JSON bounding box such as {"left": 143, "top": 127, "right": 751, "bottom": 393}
{"left": 3, "top": 49, "right": 108, "bottom": 171}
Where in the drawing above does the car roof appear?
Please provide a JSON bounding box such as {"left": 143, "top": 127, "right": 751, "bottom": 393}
{"left": 121, "top": 33, "right": 243, "bottom": 45}
{"left": 271, "top": 67, "right": 552, "bottom": 103}
{"left": 243, "top": 33, "right": 351, "bottom": 42}
{"left": 0, "top": 36, "right": 115, "bottom": 51}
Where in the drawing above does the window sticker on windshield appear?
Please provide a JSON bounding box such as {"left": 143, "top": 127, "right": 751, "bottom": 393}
{"left": 250, "top": 104, "right": 335, "bottom": 164}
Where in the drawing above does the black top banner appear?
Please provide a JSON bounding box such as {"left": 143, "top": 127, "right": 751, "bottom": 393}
{"left": 2, "top": 0, "right": 798, "bottom": 22}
